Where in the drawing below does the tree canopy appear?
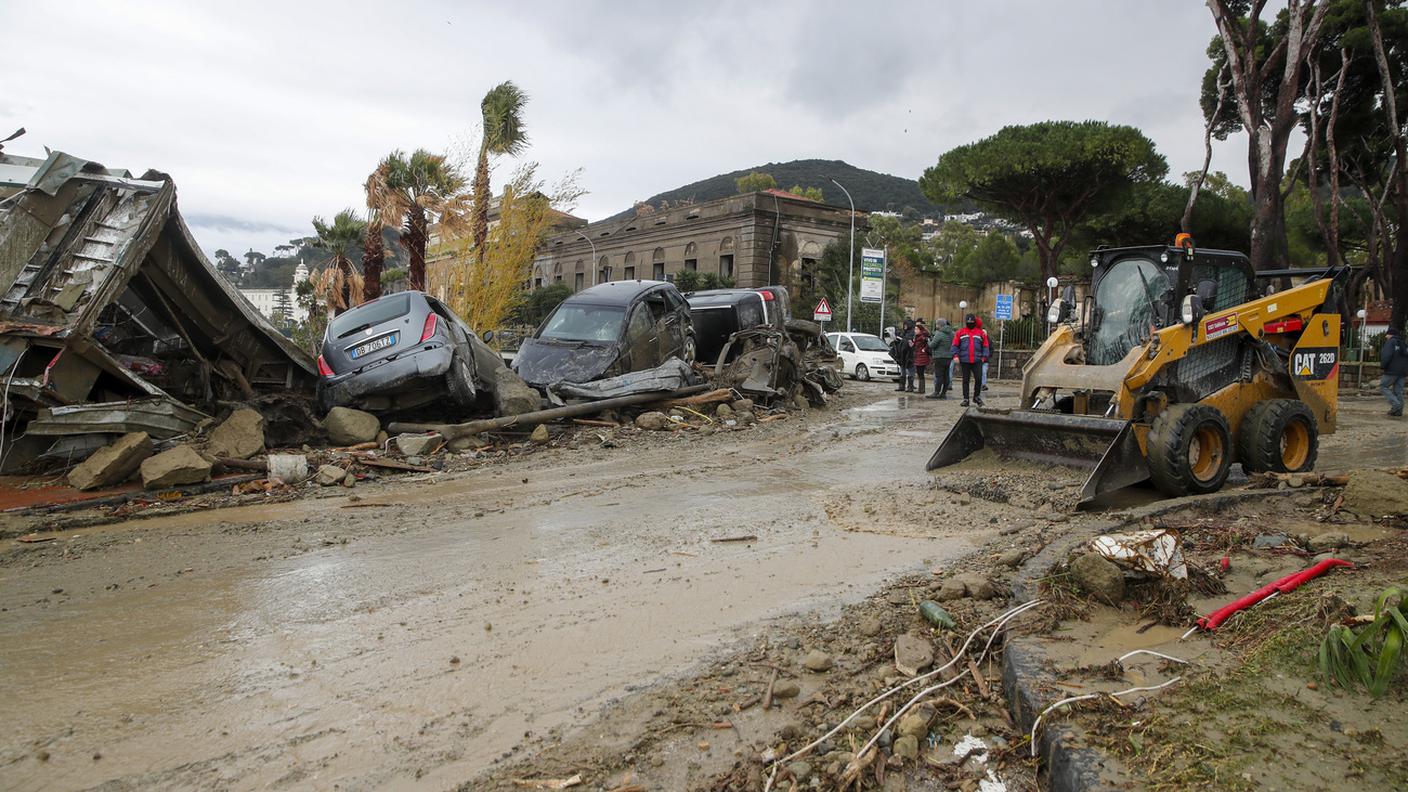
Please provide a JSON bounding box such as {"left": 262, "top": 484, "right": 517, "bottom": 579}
{"left": 920, "top": 120, "right": 1167, "bottom": 280}
{"left": 735, "top": 172, "right": 777, "bottom": 193}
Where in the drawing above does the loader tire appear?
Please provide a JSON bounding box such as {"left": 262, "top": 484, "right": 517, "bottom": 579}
{"left": 1238, "top": 399, "right": 1318, "bottom": 474}
{"left": 1147, "top": 403, "right": 1232, "bottom": 497}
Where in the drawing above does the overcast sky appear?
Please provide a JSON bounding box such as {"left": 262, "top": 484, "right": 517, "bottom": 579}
{"left": 1, "top": 1, "right": 1251, "bottom": 260}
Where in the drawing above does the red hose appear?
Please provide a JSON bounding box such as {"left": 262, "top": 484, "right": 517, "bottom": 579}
{"left": 1196, "top": 558, "right": 1352, "bottom": 632}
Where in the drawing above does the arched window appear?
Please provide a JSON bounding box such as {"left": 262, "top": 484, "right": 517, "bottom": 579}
{"left": 652, "top": 248, "right": 666, "bottom": 280}
{"left": 718, "top": 237, "right": 735, "bottom": 280}
{"left": 683, "top": 242, "right": 698, "bottom": 272}
{"left": 623, "top": 252, "right": 636, "bottom": 281}
{"left": 599, "top": 255, "right": 611, "bottom": 283}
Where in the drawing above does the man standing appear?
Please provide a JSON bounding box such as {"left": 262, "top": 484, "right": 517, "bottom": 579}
{"left": 950, "top": 313, "right": 990, "bottom": 407}
{"left": 892, "top": 318, "right": 917, "bottom": 392}
{"left": 926, "top": 318, "right": 954, "bottom": 399}
{"left": 1382, "top": 327, "right": 1408, "bottom": 417}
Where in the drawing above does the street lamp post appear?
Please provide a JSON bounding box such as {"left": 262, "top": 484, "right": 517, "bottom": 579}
{"left": 829, "top": 177, "right": 856, "bottom": 333}
{"left": 576, "top": 230, "right": 598, "bottom": 287}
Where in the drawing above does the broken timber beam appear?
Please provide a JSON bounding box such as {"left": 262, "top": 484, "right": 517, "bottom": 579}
{"left": 387, "top": 384, "right": 711, "bottom": 441}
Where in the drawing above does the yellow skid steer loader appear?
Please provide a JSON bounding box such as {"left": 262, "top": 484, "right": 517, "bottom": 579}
{"left": 928, "top": 240, "right": 1346, "bottom": 506}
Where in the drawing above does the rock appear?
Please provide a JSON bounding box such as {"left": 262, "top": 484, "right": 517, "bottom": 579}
{"left": 68, "top": 432, "right": 153, "bottom": 490}
{"left": 894, "top": 633, "right": 933, "bottom": 676}
{"left": 896, "top": 706, "right": 935, "bottom": 739}
{"left": 267, "top": 453, "right": 308, "bottom": 484}
{"left": 635, "top": 411, "right": 670, "bottom": 431}
{"left": 394, "top": 432, "right": 444, "bottom": 456}
{"left": 529, "top": 425, "right": 550, "bottom": 444}
{"left": 324, "top": 407, "right": 380, "bottom": 445}
{"left": 802, "top": 650, "right": 833, "bottom": 672}
{"left": 957, "top": 574, "right": 998, "bottom": 600}
{"left": 772, "top": 682, "right": 801, "bottom": 699}
{"left": 448, "top": 435, "right": 490, "bottom": 451}
{"left": 892, "top": 734, "right": 919, "bottom": 761}
{"left": 998, "top": 549, "right": 1027, "bottom": 568}
{"left": 858, "top": 616, "right": 883, "bottom": 637}
{"left": 375, "top": 430, "right": 389, "bottom": 445}
{"left": 735, "top": 411, "right": 757, "bottom": 426}
{"left": 793, "top": 394, "right": 809, "bottom": 410}
{"left": 341, "top": 472, "right": 356, "bottom": 487}
{"left": 1308, "top": 531, "right": 1349, "bottom": 552}
{"left": 732, "top": 398, "right": 754, "bottom": 412}
{"left": 715, "top": 402, "right": 734, "bottom": 418}
{"left": 315, "top": 464, "right": 348, "bottom": 486}
{"left": 787, "top": 761, "right": 813, "bottom": 783}
{"left": 1071, "top": 552, "right": 1125, "bottom": 604}
{"left": 139, "top": 445, "right": 212, "bottom": 489}
{"left": 487, "top": 366, "right": 541, "bottom": 417}
{"left": 936, "top": 577, "right": 967, "bottom": 601}
{"left": 406, "top": 456, "right": 424, "bottom": 467}
{"left": 1252, "top": 533, "right": 1289, "bottom": 549}
{"left": 206, "top": 408, "right": 264, "bottom": 460}
{"left": 1342, "top": 469, "right": 1408, "bottom": 517}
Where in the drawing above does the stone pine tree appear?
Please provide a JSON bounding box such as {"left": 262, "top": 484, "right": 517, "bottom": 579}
{"left": 919, "top": 121, "right": 1167, "bottom": 281}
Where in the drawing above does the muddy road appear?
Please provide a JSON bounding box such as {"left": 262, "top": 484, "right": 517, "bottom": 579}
{"left": 1, "top": 385, "right": 999, "bottom": 791}
{"left": 2, "top": 385, "right": 1401, "bottom": 792}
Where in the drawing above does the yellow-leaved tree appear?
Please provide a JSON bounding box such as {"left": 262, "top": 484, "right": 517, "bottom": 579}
{"left": 434, "top": 163, "right": 583, "bottom": 333}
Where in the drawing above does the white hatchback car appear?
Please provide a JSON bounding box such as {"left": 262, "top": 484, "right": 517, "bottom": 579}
{"left": 826, "top": 332, "right": 900, "bottom": 381}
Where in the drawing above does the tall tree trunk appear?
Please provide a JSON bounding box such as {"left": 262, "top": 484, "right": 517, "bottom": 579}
{"left": 472, "top": 143, "right": 491, "bottom": 266}
{"left": 362, "top": 218, "right": 385, "bottom": 302}
{"left": 1185, "top": 65, "right": 1229, "bottom": 233}
{"left": 406, "top": 206, "right": 428, "bottom": 291}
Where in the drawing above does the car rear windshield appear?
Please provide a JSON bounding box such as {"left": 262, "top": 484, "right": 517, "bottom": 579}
{"left": 330, "top": 294, "right": 414, "bottom": 339}
{"left": 853, "top": 335, "right": 889, "bottom": 351}
{"left": 539, "top": 303, "right": 625, "bottom": 342}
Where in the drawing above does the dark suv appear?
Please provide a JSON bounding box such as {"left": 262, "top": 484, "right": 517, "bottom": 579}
{"left": 684, "top": 286, "right": 789, "bottom": 364}
{"left": 317, "top": 291, "right": 483, "bottom": 413}
{"left": 513, "top": 280, "right": 695, "bottom": 389}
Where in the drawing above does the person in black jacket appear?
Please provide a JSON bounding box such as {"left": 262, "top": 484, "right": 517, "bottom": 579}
{"left": 926, "top": 318, "right": 954, "bottom": 399}
{"left": 1382, "top": 326, "right": 1408, "bottom": 417}
{"left": 892, "top": 319, "right": 917, "bottom": 391}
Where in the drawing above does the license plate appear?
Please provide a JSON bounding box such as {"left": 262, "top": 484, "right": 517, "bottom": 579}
{"left": 351, "top": 333, "right": 396, "bottom": 359}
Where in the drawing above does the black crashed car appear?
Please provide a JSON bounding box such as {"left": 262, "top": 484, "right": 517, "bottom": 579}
{"left": 513, "top": 280, "right": 695, "bottom": 390}
{"left": 316, "top": 291, "right": 488, "bottom": 413}
{"left": 684, "top": 286, "right": 790, "bottom": 364}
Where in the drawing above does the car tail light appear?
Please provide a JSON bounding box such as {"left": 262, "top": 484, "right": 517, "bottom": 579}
{"left": 317, "top": 355, "right": 334, "bottom": 377}
{"left": 759, "top": 290, "right": 775, "bottom": 301}
{"left": 419, "top": 313, "right": 439, "bottom": 343}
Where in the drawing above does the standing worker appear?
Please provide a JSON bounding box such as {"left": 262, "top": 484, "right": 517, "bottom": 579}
{"left": 913, "top": 319, "right": 932, "bottom": 394}
{"left": 950, "top": 313, "right": 990, "bottom": 407}
{"left": 926, "top": 318, "right": 953, "bottom": 399}
{"left": 1382, "top": 326, "right": 1408, "bottom": 417}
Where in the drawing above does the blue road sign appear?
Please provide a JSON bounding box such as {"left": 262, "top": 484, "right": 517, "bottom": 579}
{"left": 994, "top": 293, "right": 1013, "bottom": 321}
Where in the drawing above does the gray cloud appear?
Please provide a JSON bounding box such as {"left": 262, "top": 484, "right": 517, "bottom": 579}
{"left": 185, "top": 213, "right": 301, "bottom": 235}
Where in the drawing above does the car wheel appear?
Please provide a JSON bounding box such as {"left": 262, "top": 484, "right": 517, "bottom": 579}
{"left": 855, "top": 363, "right": 870, "bottom": 382}
{"left": 682, "top": 334, "right": 697, "bottom": 364}
{"left": 445, "top": 351, "right": 476, "bottom": 406}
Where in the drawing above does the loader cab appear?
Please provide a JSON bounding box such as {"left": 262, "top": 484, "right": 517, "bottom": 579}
{"left": 1085, "top": 245, "right": 1254, "bottom": 365}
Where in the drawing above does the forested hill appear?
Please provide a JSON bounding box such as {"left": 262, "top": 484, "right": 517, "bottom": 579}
{"left": 608, "top": 159, "right": 966, "bottom": 221}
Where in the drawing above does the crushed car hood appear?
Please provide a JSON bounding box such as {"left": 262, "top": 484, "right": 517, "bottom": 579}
{"left": 514, "top": 339, "right": 619, "bottom": 387}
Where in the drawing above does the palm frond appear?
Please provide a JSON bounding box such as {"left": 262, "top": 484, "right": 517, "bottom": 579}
{"left": 481, "top": 80, "right": 529, "bottom": 157}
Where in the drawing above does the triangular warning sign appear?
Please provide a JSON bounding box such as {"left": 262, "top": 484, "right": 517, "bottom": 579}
{"left": 815, "top": 298, "right": 832, "bottom": 313}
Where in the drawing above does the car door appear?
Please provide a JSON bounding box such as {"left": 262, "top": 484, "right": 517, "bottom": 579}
{"left": 643, "top": 290, "right": 676, "bottom": 362}
{"left": 625, "top": 302, "right": 657, "bottom": 370}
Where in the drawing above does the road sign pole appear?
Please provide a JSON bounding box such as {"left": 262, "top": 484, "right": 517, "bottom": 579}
{"left": 998, "top": 318, "right": 1005, "bottom": 382}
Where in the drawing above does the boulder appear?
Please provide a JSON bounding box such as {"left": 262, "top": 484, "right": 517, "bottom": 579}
{"left": 957, "top": 573, "right": 998, "bottom": 600}
{"left": 772, "top": 682, "right": 801, "bottom": 699}
{"left": 324, "top": 407, "right": 380, "bottom": 446}
{"left": 1342, "top": 469, "right": 1408, "bottom": 517}
{"left": 635, "top": 411, "right": 670, "bottom": 431}
{"left": 487, "top": 366, "right": 541, "bottom": 417}
{"left": 936, "top": 577, "right": 967, "bottom": 601}
{"left": 67, "top": 432, "right": 153, "bottom": 490}
{"left": 998, "top": 548, "right": 1027, "bottom": 568}
{"left": 732, "top": 398, "right": 754, "bottom": 412}
{"left": 267, "top": 454, "right": 308, "bottom": 484}
{"left": 1070, "top": 552, "right": 1125, "bottom": 604}
{"left": 394, "top": 432, "right": 444, "bottom": 456}
{"left": 896, "top": 705, "right": 935, "bottom": 739}
{"left": 206, "top": 408, "right": 264, "bottom": 459}
{"left": 529, "top": 424, "right": 551, "bottom": 444}
{"left": 858, "top": 616, "right": 883, "bottom": 637}
{"left": 735, "top": 411, "right": 757, "bottom": 426}
{"left": 715, "top": 402, "right": 734, "bottom": 418}
{"left": 892, "top": 734, "right": 919, "bottom": 761}
{"left": 140, "top": 445, "right": 212, "bottom": 490}
{"left": 448, "top": 435, "right": 491, "bottom": 452}
{"left": 801, "top": 650, "right": 833, "bottom": 672}
{"left": 894, "top": 633, "right": 933, "bottom": 676}
{"left": 315, "top": 464, "right": 348, "bottom": 486}
{"left": 1308, "top": 531, "right": 1349, "bottom": 552}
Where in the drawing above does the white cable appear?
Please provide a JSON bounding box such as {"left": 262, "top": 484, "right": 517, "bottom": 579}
{"left": 1116, "top": 649, "right": 1187, "bottom": 666}
{"left": 1028, "top": 676, "right": 1183, "bottom": 758}
{"left": 761, "top": 599, "right": 1042, "bottom": 792}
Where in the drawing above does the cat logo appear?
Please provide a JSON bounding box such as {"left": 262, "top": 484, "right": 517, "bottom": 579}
{"left": 1292, "top": 348, "right": 1338, "bottom": 380}
{"left": 1296, "top": 357, "right": 1313, "bottom": 377}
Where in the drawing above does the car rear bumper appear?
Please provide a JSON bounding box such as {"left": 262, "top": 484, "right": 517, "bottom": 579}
{"left": 322, "top": 345, "right": 453, "bottom": 409}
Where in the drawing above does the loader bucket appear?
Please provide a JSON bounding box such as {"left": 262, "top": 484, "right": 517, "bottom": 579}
{"left": 926, "top": 408, "right": 1150, "bottom": 507}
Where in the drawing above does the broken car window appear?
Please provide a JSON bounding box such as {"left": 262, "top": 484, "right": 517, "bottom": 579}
{"left": 627, "top": 305, "right": 653, "bottom": 345}
{"left": 539, "top": 304, "right": 626, "bottom": 343}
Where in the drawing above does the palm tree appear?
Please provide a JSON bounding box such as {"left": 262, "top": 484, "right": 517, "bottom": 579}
{"left": 311, "top": 209, "right": 367, "bottom": 316}
{"left": 472, "top": 81, "right": 529, "bottom": 263}
{"left": 362, "top": 162, "right": 390, "bottom": 302}
{"left": 367, "top": 150, "right": 467, "bottom": 292}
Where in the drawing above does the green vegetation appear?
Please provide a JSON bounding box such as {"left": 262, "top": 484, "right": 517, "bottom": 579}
{"left": 735, "top": 171, "right": 776, "bottom": 193}
{"left": 1320, "top": 586, "right": 1407, "bottom": 698}
{"left": 514, "top": 282, "right": 572, "bottom": 327}
{"left": 673, "top": 269, "right": 735, "bottom": 292}
{"left": 368, "top": 149, "right": 467, "bottom": 291}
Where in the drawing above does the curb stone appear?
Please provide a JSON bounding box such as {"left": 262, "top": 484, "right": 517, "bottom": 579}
{"left": 1000, "top": 488, "right": 1297, "bottom": 792}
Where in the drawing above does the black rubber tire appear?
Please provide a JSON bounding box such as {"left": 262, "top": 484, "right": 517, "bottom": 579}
{"left": 1238, "top": 399, "right": 1318, "bottom": 474}
{"left": 855, "top": 363, "right": 870, "bottom": 382}
{"left": 1147, "top": 403, "right": 1233, "bottom": 497}
{"left": 445, "top": 351, "right": 476, "bottom": 406}
{"left": 682, "top": 333, "right": 697, "bottom": 364}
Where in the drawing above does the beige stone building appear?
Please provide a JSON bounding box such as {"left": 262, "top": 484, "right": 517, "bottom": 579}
{"left": 530, "top": 190, "right": 860, "bottom": 293}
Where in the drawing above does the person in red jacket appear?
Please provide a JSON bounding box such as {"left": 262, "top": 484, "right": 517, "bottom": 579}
{"left": 949, "top": 313, "right": 990, "bottom": 406}
{"left": 912, "top": 318, "right": 932, "bottom": 394}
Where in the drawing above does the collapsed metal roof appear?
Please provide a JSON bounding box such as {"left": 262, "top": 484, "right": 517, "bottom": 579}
{"left": 0, "top": 149, "right": 316, "bottom": 469}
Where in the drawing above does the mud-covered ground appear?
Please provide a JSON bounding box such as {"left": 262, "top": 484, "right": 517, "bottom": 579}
{"left": 1, "top": 382, "right": 1402, "bottom": 791}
